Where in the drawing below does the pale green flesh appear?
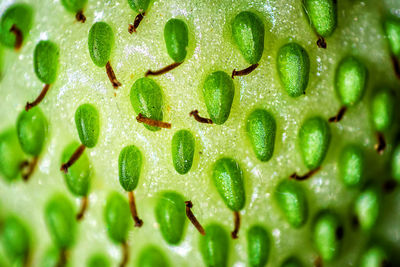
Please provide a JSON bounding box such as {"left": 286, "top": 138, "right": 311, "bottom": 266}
{"left": 0, "top": 0, "right": 400, "bottom": 266}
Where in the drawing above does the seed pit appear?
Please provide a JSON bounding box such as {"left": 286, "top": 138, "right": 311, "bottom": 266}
{"left": 391, "top": 55, "right": 400, "bottom": 79}
{"left": 145, "top": 62, "right": 182, "bottom": 76}
{"left": 25, "top": 84, "right": 51, "bottom": 111}
{"left": 189, "top": 110, "right": 213, "bottom": 124}
{"left": 185, "top": 201, "right": 205, "bottom": 235}
{"left": 128, "top": 191, "right": 143, "bottom": 227}
{"left": 374, "top": 132, "right": 386, "bottom": 154}
{"left": 335, "top": 226, "right": 344, "bottom": 240}
{"left": 231, "top": 63, "right": 259, "bottom": 79}
{"left": 75, "top": 10, "right": 86, "bottom": 23}
{"left": 317, "top": 36, "right": 327, "bottom": 49}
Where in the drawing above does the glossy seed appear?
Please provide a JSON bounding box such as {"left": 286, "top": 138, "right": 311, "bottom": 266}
{"left": 354, "top": 186, "right": 380, "bottom": 231}
{"left": 155, "top": 191, "right": 186, "bottom": 245}
{"left": 164, "top": 19, "right": 189, "bottom": 63}
{"left": 75, "top": 103, "right": 100, "bottom": 148}
{"left": 44, "top": 194, "right": 77, "bottom": 249}
{"left": 0, "top": 3, "right": 33, "bottom": 49}
{"left": 203, "top": 71, "right": 235, "bottom": 125}
{"left": 104, "top": 192, "right": 130, "bottom": 243}
{"left": 137, "top": 245, "right": 170, "bottom": 267}
{"left": 130, "top": 77, "right": 164, "bottom": 131}
{"left": 303, "top": 0, "right": 337, "bottom": 38}
{"left": 299, "top": 116, "right": 331, "bottom": 170}
{"left": 171, "top": 130, "right": 195, "bottom": 174}
{"left": 88, "top": 22, "right": 114, "bottom": 67}
{"left": 280, "top": 256, "right": 303, "bottom": 267}
{"left": 277, "top": 43, "right": 310, "bottom": 97}
{"left": 61, "top": 141, "right": 91, "bottom": 196}
{"left": 275, "top": 180, "right": 308, "bottom": 228}
{"left": 335, "top": 56, "right": 368, "bottom": 107}
{"left": 34, "top": 40, "right": 59, "bottom": 84}
{"left": 118, "top": 145, "right": 142, "bottom": 191}
{"left": 87, "top": 253, "right": 110, "bottom": 267}
{"left": 312, "top": 210, "right": 343, "bottom": 261}
{"left": 360, "top": 245, "right": 389, "bottom": 267}
{"left": 40, "top": 246, "right": 60, "bottom": 267}
{"left": 246, "top": 109, "right": 276, "bottom": 162}
{"left": 384, "top": 17, "right": 400, "bottom": 57}
{"left": 371, "top": 89, "right": 395, "bottom": 132}
{"left": 247, "top": 225, "right": 270, "bottom": 267}
{"left": 199, "top": 224, "right": 229, "bottom": 267}
{"left": 17, "top": 107, "right": 47, "bottom": 156}
{"left": 232, "top": 11, "right": 264, "bottom": 64}
{"left": 1, "top": 216, "right": 30, "bottom": 262}
{"left": 338, "top": 144, "right": 364, "bottom": 187}
{"left": 0, "top": 128, "right": 25, "bottom": 181}
{"left": 391, "top": 144, "right": 400, "bottom": 182}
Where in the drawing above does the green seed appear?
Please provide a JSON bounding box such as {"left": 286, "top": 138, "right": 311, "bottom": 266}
{"left": 44, "top": 194, "right": 77, "bottom": 249}
{"left": 246, "top": 109, "right": 276, "bottom": 162}
{"left": 87, "top": 253, "right": 110, "bottom": 267}
{"left": 128, "top": 0, "right": 150, "bottom": 13}
{"left": 61, "top": 141, "right": 91, "bottom": 196}
{"left": 338, "top": 144, "right": 364, "bottom": 187}
{"left": 247, "top": 225, "right": 270, "bottom": 267}
{"left": 164, "top": 19, "right": 189, "bottom": 63}
{"left": 360, "top": 245, "right": 389, "bottom": 267}
{"left": 75, "top": 103, "right": 100, "bottom": 148}
{"left": 370, "top": 89, "right": 395, "bottom": 132}
{"left": 299, "top": 116, "right": 331, "bottom": 170}
{"left": 61, "top": 0, "right": 87, "bottom": 13}
{"left": 391, "top": 144, "right": 400, "bottom": 182}
{"left": 312, "top": 210, "right": 343, "bottom": 261}
{"left": 212, "top": 157, "right": 245, "bottom": 211}
{"left": 354, "top": 186, "right": 380, "bottom": 231}
{"left": 88, "top": 22, "right": 114, "bottom": 67}
{"left": 280, "top": 256, "right": 303, "bottom": 267}
{"left": 199, "top": 223, "right": 230, "bottom": 267}
{"left": 155, "top": 191, "right": 186, "bottom": 245}
{"left": 303, "top": 0, "right": 337, "bottom": 38}
{"left": 274, "top": 180, "right": 308, "bottom": 228}
{"left": 0, "top": 128, "right": 25, "bottom": 181}
{"left": 384, "top": 17, "right": 400, "bottom": 57}
{"left": 104, "top": 192, "right": 130, "bottom": 243}
{"left": 203, "top": 71, "right": 235, "bottom": 125}
{"left": 40, "top": 246, "right": 60, "bottom": 267}
{"left": 231, "top": 11, "right": 264, "bottom": 64}
{"left": 277, "top": 43, "right": 310, "bottom": 97}
{"left": 119, "top": 145, "right": 142, "bottom": 191}
{"left": 17, "top": 107, "right": 47, "bottom": 156}
{"left": 137, "top": 245, "right": 170, "bottom": 267}
{"left": 0, "top": 3, "right": 33, "bottom": 48}
{"left": 335, "top": 56, "right": 368, "bottom": 107}
{"left": 130, "top": 77, "right": 164, "bottom": 131}
{"left": 1, "top": 216, "right": 30, "bottom": 262}
{"left": 171, "top": 130, "right": 195, "bottom": 174}
{"left": 34, "top": 40, "right": 59, "bottom": 84}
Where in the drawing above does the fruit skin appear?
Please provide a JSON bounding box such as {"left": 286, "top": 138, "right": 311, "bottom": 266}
{"left": 61, "top": 0, "right": 88, "bottom": 13}
{"left": 33, "top": 40, "right": 59, "bottom": 84}
{"left": 0, "top": 3, "right": 33, "bottom": 48}
{"left": 88, "top": 22, "right": 114, "bottom": 67}
{"left": 130, "top": 77, "right": 164, "bottom": 131}
{"left": 303, "top": 0, "right": 337, "bottom": 38}
{"left": 338, "top": 144, "right": 364, "bottom": 187}
{"left": 171, "top": 129, "right": 195, "bottom": 174}
{"left": 75, "top": 103, "right": 100, "bottom": 148}
{"left": 212, "top": 157, "right": 245, "bottom": 212}
{"left": 155, "top": 191, "right": 186, "bottom": 245}
{"left": 164, "top": 19, "right": 189, "bottom": 63}
{"left": 0, "top": 127, "right": 25, "bottom": 181}
{"left": 247, "top": 225, "right": 271, "bottom": 267}
{"left": 17, "top": 107, "right": 47, "bottom": 156}
{"left": 203, "top": 71, "right": 235, "bottom": 125}
{"left": 231, "top": 11, "right": 264, "bottom": 64}
{"left": 1, "top": 216, "right": 30, "bottom": 263}
{"left": 199, "top": 223, "right": 230, "bottom": 267}
{"left": 128, "top": 0, "right": 150, "bottom": 13}
{"left": 137, "top": 245, "right": 170, "bottom": 267}
{"left": 104, "top": 192, "right": 131, "bottom": 244}
{"left": 119, "top": 145, "right": 143, "bottom": 191}
{"left": 277, "top": 42, "right": 310, "bottom": 97}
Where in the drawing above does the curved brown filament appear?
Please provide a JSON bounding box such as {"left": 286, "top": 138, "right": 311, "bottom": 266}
{"left": 189, "top": 110, "right": 213, "bottom": 124}
{"left": 145, "top": 62, "right": 182, "bottom": 76}
{"left": 231, "top": 63, "right": 259, "bottom": 79}
{"left": 391, "top": 55, "right": 400, "bottom": 79}
{"left": 128, "top": 12, "right": 145, "bottom": 34}
{"left": 290, "top": 167, "right": 321, "bottom": 181}
{"left": 75, "top": 10, "right": 86, "bottom": 23}
{"left": 375, "top": 132, "right": 386, "bottom": 155}
{"left": 136, "top": 113, "right": 171, "bottom": 129}
{"left": 185, "top": 201, "right": 205, "bottom": 235}
{"left": 25, "top": 84, "right": 51, "bottom": 111}
{"left": 383, "top": 179, "right": 397, "bottom": 193}
{"left": 128, "top": 191, "right": 143, "bottom": 227}
{"left": 60, "top": 144, "right": 86, "bottom": 173}
{"left": 328, "top": 106, "right": 347, "bottom": 123}
{"left": 56, "top": 249, "right": 67, "bottom": 267}
{"left": 120, "top": 241, "right": 129, "bottom": 267}
{"left": 231, "top": 211, "right": 240, "bottom": 239}
{"left": 76, "top": 196, "right": 88, "bottom": 221}
{"left": 10, "top": 24, "right": 23, "bottom": 51}
{"left": 106, "top": 61, "right": 121, "bottom": 89}
{"left": 317, "top": 36, "right": 327, "bottom": 49}
{"left": 21, "top": 156, "right": 38, "bottom": 181}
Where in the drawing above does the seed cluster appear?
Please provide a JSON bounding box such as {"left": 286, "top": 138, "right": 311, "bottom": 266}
{"left": 0, "top": 0, "right": 400, "bottom": 267}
